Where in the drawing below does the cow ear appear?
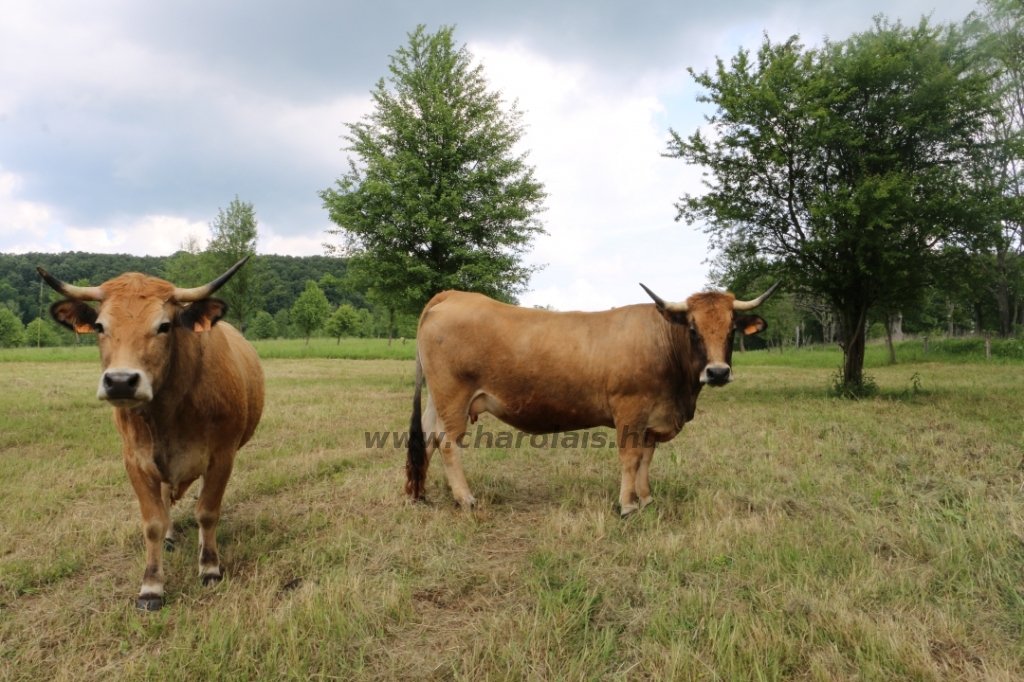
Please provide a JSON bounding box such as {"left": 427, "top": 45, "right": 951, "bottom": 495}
{"left": 658, "top": 309, "right": 689, "bottom": 325}
{"left": 179, "top": 298, "right": 228, "bottom": 333}
{"left": 50, "top": 301, "right": 98, "bottom": 333}
{"left": 735, "top": 314, "right": 767, "bottom": 335}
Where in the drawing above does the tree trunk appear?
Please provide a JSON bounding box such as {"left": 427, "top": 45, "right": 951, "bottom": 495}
{"left": 739, "top": 334, "right": 745, "bottom": 352}
{"left": 840, "top": 306, "right": 869, "bottom": 388}
{"left": 947, "top": 301, "right": 955, "bottom": 338}
{"left": 884, "top": 318, "right": 897, "bottom": 365}
{"left": 387, "top": 307, "right": 394, "bottom": 346}
{"left": 305, "top": 335, "right": 310, "bottom": 346}
{"left": 975, "top": 302, "right": 984, "bottom": 336}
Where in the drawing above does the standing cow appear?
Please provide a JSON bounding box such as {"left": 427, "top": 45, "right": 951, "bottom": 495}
{"left": 38, "top": 259, "right": 264, "bottom": 610}
{"left": 406, "top": 282, "right": 779, "bottom": 517}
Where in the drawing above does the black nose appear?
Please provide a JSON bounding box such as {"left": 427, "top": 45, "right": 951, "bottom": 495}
{"left": 103, "top": 371, "right": 140, "bottom": 399}
{"left": 705, "top": 366, "right": 731, "bottom": 384}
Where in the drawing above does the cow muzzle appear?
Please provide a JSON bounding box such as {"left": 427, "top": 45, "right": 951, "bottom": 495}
{"left": 97, "top": 368, "right": 154, "bottom": 406}
{"left": 702, "top": 365, "right": 733, "bottom": 386}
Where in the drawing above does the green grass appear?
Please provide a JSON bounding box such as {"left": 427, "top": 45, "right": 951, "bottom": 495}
{"left": 0, "top": 337, "right": 416, "bottom": 363}
{"left": 2, "top": 357, "right": 1024, "bottom": 679}
{"left": 737, "top": 336, "right": 1024, "bottom": 368}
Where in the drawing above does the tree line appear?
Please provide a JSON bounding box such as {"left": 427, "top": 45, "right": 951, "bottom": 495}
{"left": 0, "top": 216, "right": 418, "bottom": 348}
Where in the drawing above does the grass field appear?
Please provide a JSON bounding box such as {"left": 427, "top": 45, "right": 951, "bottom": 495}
{"left": 2, "top": 353, "right": 1024, "bottom": 680}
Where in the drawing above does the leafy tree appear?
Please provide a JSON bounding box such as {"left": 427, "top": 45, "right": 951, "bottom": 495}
{"left": 248, "top": 311, "right": 278, "bottom": 340}
{"left": 320, "top": 24, "right": 547, "bottom": 324}
{"left": 163, "top": 234, "right": 209, "bottom": 289}
{"left": 963, "top": 0, "right": 1024, "bottom": 337}
{"left": 0, "top": 308, "right": 25, "bottom": 348}
{"left": 290, "top": 281, "right": 331, "bottom": 344}
{"left": 24, "top": 317, "right": 62, "bottom": 347}
{"left": 668, "top": 18, "right": 996, "bottom": 391}
{"left": 206, "top": 197, "right": 264, "bottom": 330}
{"left": 324, "top": 304, "right": 361, "bottom": 344}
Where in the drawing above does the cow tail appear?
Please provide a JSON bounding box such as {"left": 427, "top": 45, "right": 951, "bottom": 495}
{"left": 405, "top": 347, "right": 427, "bottom": 500}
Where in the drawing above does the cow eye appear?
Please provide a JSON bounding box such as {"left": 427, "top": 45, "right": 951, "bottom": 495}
{"left": 94, "top": 323, "right": 105, "bottom": 334}
{"left": 157, "top": 322, "right": 171, "bottom": 335}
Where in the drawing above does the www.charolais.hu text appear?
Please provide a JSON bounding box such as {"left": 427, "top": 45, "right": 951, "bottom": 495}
{"left": 364, "top": 425, "right": 657, "bottom": 449}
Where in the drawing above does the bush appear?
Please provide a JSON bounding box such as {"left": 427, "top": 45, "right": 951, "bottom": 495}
{"left": 0, "top": 308, "right": 25, "bottom": 347}
{"left": 249, "top": 311, "right": 278, "bottom": 340}
{"left": 23, "top": 318, "right": 62, "bottom": 347}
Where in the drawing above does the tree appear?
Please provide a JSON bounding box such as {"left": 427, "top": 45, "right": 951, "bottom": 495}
{"left": 668, "top": 18, "right": 996, "bottom": 391}
{"left": 24, "top": 318, "right": 61, "bottom": 347}
{"left": 320, "top": 24, "right": 547, "bottom": 323}
{"left": 248, "top": 311, "right": 278, "bottom": 340}
{"left": 324, "top": 304, "right": 361, "bottom": 344}
{"left": 964, "top": 0, "right": 1024, "bottom": 337}
{"left": 206, "top": 197, "right": 264, "bottom": 331}
{"left": 163, "top": 233, "right": 208, "bottom": 289}
{"left": 290, "top": 281, "right": 331, "bottom": 344}
{"left": 0, "top": 308, "right": 24, "bottom": 348}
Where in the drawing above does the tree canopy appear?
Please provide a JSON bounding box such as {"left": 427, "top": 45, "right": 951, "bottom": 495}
{"left": 320, "top": 24, "right": 546, "bottom": 317}
{"left": 668, "top": 17, "right": 997, "bottom": 389}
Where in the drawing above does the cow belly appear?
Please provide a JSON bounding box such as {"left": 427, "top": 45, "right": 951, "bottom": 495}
{"left": 469, "top": 391, "right": 612, "bottom": 435}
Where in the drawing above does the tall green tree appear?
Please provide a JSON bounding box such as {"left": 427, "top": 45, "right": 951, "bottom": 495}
{"left": 163, "top": 233, "right": 208, "bottom": 289}
{"left": 324, "top": 304, "right": 361, "bottom": 344}
{"left": 206, "top": 197, "right": 264, "bottom": 330}
{"left": 668, "top": 18, "right": 996, "bottom": 390}
{"left": 320, "top": 24, "right": 546, "bottom": 320}
{"left": 965, "top": 0, "right": 1024, "bottom": 337}
{"left": 291, "top": 281, "right": 332, "bottom": 345}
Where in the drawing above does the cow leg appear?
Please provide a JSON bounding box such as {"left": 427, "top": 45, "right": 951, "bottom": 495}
{"left": 125, "top": 465, "right": 169, "bottom": 611}
{"left": 422, "top": 393, "right": 440, "bottom": 470}
{"left": 436, "top": 411, "right": 475, "bottom": 509}
{"left": 194, "top": 453, "right": 235, "bottom": 586}
{"left": 615, "top": 422, "right": 647, "bottom": 518}
{"left": 635, "top": 441, "right": 657, "bottom": 510}
{"left": 160, "top": 483, "right": 176, "bottom": 552}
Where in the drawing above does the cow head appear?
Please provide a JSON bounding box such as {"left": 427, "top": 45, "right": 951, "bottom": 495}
{"left": 639, "top": 281, "right": 780, "bottom": 387}
{"left": 37, "top": 258, "right": 249, "bottom": 408}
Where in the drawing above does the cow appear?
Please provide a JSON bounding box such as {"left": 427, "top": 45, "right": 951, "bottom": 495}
{"left": 405, "top": 282, "right": 779, "bottom": 517}
{"left": 37, "top": 259, "right": 264, "bottom": 610}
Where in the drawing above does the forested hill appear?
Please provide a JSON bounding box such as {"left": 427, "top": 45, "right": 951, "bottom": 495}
{"left": 0, "top": 252, "right": 358, "bottom": 324}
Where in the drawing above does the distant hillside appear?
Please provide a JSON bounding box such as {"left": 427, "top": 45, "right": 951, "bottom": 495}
{"left": 0, "top": 252, "right": 360, "bottom": 324}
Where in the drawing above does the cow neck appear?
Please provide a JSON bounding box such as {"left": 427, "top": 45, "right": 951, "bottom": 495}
{"left": 665, "top": 321, "right": 703, "bottom": 416}
{"left": 138, "top": 326, "right": 205, "bottom": 427}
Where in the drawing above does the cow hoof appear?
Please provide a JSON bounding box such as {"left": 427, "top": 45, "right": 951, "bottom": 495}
{"left": 457, "top": 496, "right": 476, "bottom": 510}
{"left": 163, "top": 538, "right": 176, "bottom": 552}
{"left": 136, "top": 595, "right": 163, "bottom": 611}
{"left": 638, "top": 496, "right": 654, "bottom": 510}
{"left": 201, "top": 572, "right": 222, "bottom": 587}
{"left": 620, "top": 505, "right": 639, "bottom": 519}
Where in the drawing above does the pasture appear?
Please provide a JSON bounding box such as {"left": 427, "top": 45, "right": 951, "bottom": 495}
{"left": 2, "top": 349, "right": 1023, "bottom": 680}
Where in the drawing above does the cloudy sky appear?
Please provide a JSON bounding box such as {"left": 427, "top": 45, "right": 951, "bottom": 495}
{"left": 1, "top": 0, "right": 978, "bottom": 309}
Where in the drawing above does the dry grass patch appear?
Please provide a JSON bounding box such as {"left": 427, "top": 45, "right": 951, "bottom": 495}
{"left": 1, "top": 359, "right": 1023, "bottom": 680}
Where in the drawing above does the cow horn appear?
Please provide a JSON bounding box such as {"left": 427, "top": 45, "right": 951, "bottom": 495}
{"left": 733, "top": 280, "right": 782, "bottom": 311}
{"left": 639, "top": 283, "right": 689, "bottom": 313}
{"left": 173, "top": 256, "right": 250, "bottom": 302}
{"left": 36, "top": 267, "right": 105, "bottom": 301}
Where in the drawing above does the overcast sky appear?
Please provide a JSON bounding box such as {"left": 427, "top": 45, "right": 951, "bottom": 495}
{"left": 0, "top": 0, "right": 979, "bottom": 309}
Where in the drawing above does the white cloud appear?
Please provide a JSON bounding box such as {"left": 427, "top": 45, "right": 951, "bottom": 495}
{"left": 472, "top": 41, "right": 709, "bottom": 311}
{"left": 61, "top": 215, "right": 207, "bottom": 255}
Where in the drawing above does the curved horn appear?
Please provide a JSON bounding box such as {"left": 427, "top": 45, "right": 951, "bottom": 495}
{"left": 639, "top": 283, "right": 689, "bottom": 313}
{"left": 733, "top": 280, "right": 781, "bottom": 311}
{"left": 173, "top": 256, "right": 250, "bottom": 302}
{"left": 36, "top": 267, "right": 104, "bottom": 301}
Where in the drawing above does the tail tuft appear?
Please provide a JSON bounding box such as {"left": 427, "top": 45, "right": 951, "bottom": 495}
{"left": 405, "top": 349, "right": 427, "bottom": 500}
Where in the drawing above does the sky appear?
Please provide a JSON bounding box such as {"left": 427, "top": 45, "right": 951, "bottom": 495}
{"left": 0, "top": 0, "right": 980, "bottom": 310}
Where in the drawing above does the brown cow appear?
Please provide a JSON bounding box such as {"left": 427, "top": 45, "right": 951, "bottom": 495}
{"left": 38, "top": 259, "right": 264, "bottom": 610}
{"left": 406, "top": 282, "right": 779, "bottom": 517}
